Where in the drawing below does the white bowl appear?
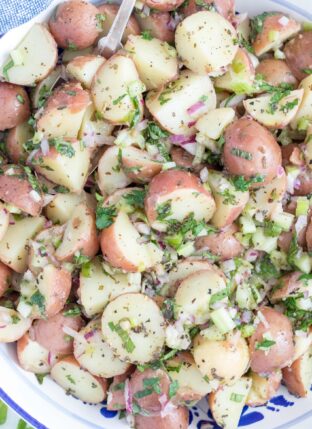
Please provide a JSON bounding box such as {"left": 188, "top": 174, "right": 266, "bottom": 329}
{"left": 1, "top": 1, "right": 312, "bottom": 428}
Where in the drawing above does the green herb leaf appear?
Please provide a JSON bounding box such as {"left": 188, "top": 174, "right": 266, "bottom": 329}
{"left": 302, "top": 68, "right": 312, "bottom": 75}
{"left": 67, "top": 41, "right": 77, "bottom": 51}
{"left": 280, "top": 98, "right": 299, "bottom": 113}
{"left": 230, "top": 175, "right": 264, "bottom": 192}
{"left": 96, "top": 13, "right": 106, "bottom": 29}
{"left": 255, "top": 339, "right": 276, "bottom": 350}
{"left": 250, "top": 12, "right": 278, "bottom": 42}
{"left": 287, "top": 233, "right": 300, "bottom": 266}
{"left": 217, "top": 188, "right": 237, "bottom": 205}
{"left": 263, "top": 220, "right": 283, "bottom": 237}
{"left": 37, "top": 85, "right": 51, "bottom": 108}
{"left": 96, "top": 205, "right": 117, "bottom": 230}
{"left": 123, "top": 189, "right": 146, "bottom": 209}
{"left": 230, "top": 393, "right": 244, "bottom": 402}
{"left": 169, "top": 380, "right": 179, "bottom": 398}
{"left": 73, "top": 252, "right": 90, "bottom": 266}
{"left": 63, "top": 305, "right": 81, "bottom": 317}
{"left": 3, "top": 58, "right": 14, "bottom": 81}
{"left": 143, "top": 122, "right": 170, "bottom": 161}
{"left": 109, "top": 321, "right": 135, "bottom": 353}
{"left": 23, "top": 166, "right": 41, "bottom": 192}
{"left": 66, "top": 374, "right": 76, "bottom": 384}
{"left": 49, "top": 138, "right": 75, "bottom": 158}
{"left": 0, "top": 400, "right": 8, "bottom": 424}
{"left": 210, "top": 289, "right": 228, "bottom": 307}
{"left": 35, "top": 373, "right": 48, "bottom": 385}
{"left": 230, "top": 147, "right": 253, "bottom": 160}
{"left": 141, "top": 30, "right": 153, "bottom": 40}
{"left": 157, "top": 201, "right": 172, "bottom": 221}
{"left": 112, "top": 382, "right": 125, "bottom": 392}
{"left": 30, "top": 291, "right": 45, "bottom": 314}
{"left": 113, "top": 94, "right": 127, "bottom": 105}
{"left": 16, "top": 94, "right": 25, "bottom": 104}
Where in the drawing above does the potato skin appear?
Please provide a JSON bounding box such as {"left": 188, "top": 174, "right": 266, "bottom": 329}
{"left": 32, "top": 312, "right": 84, "bottom": 354}
{"left": 107, "top": 366, "right": 135, "bottom": 410}
{"left": 223, "top": 117, "right": 282, "bottom": 184}
{"left": 195, "top": 224, "right": 243, "bottom": 261}
{"left": 270, "top": 271, "right": 304, "bottom": 303}
{"left": 293, "top": 167, "right": 312, "bottom": 196}
{"left": 97, "top": 4, "right": 140, "bottom": 43}
{"left": 181, "top": 0, "right": 234, "bottom": 21}
{"left": 43, "top": 267, "right": 72, "bottom": 318}
{"left": 0, "top": 83, "right": 30, "bottom": 131}
{"left": 284, "top": 32, "right": 312, "bottom": 81}
{"left": 306, "top": 217, "right": 312, "bottom": 251}
{"left": 282, "top": 351, "right": 312, "bottom": 397}
{"left": 134, "top": 407, "right": 189, "bottom": 429}
{"left": 249, "top": 307, "right": 295, "bottom": 373}
{"left": 49, "top": 0, "right": 100, "bottom": 49}
{"left": 256, "top": 59, "right": 298, "bottom": 88}
{"left": 135, "top": 11, "right": 174, "bottom": 43}
{"left": 142, "top": 0, "right": 185, "bottom": 12}
{"left": 0, "top": 262, "right": 12, "bottom": 298}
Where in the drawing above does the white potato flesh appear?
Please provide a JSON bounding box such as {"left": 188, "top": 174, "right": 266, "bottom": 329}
{"left": 45, "top": 191, "right": 96, "bottom": 224}
{"left": 121, "top": 146, "right": 162, "bottom": 183}
{"left": 283, "top": 347, "right": 312, "bottom": 397}
{"left": 17, "top": 334, "right": 51, "bottom": 373}
{"left": 146, "top": 70, "right": 216, "bottom": 136}
{"left": 291, "top": 75, "right": 312, "bottom": 130}
{"left": 174, "top": 269, "right": 227, "bottom": 324}
{"left": 6, "top": 121, "right": 33, "bottom": 162}
{"left": 175, "top": 11, "right": 238, "bottom": 74}
{"left": 244, "top": 89, "right": 304, "bottom": 129}
{"left": 209, "top": 377, "right": 252, "bottom": 429}
{"left": 74, "top": 319, "right": 130, "bottom": 378}
{"left": 78, "top": 105, "right": 114, "bottom": 147}
{"left": 0, "top": 24, "right": 57, "bottom": 86}
{"left": 32, "top": 66, "right": 63, "bottom": 109}
{"left": 167, "top": 258, "right": 214, "bottom": 288}
{"left": 0, "top": 202, "right": 10, "bottom": 241}
{"left": 101, "top": 293, "right": 166, "bottom": 363}
{"left": 91, "top": 55, "right": 144, "bottom": 125}
{"left": 246, "top": 371, "right": 281, "bottom": 406}
{"left": 208, "top": 171, "right": 249, "bottom": 229}
{"left": 125, "top": 35, "right": 178, "bottom": 90}
{"left": 34, "top": 141, "right": 90, "bottom": 193}
{"left": 97, "top": 146, "right": 131, "bottom": 195}
{"left": 0, "top": 216, "right": 45, "bottom": 273}
{"left": 196, "top": 108, "right": 235, "bottom": 140}
{"left": 79, "top": 258, "right": 141, "bottom": 317}
{"left": 66, "top": 55, "right": 105, "bottom": 89}
{"left": 51, "top": 357, "right": 106, "bottom": 403}
{"left": 0, "top": 307, "right": 31, "bottom": 342}
{"left": 293, "top": 331, "right": 312, "bottom": 362}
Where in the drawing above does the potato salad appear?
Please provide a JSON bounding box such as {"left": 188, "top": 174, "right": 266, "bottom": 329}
{"left": 1, "top": 1, "right": 312, "bottom": 428}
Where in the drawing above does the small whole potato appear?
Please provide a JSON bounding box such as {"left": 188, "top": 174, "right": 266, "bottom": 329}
{"left": 284, "top": 32, "right": 312, "bottom": 81}
{"left": 49, "top": 0, "right": 100, "bottom": 49}
{"left": 135, "top": 407, "right": 189, "bottom": 429}
{"left": 0, "top": 83, "right": 30, "bottom": 131}
{"left": 223, "top": 117, "right": 282, "bottom": 184}
{"left": 249, "top": 307, "right": 295, "bottom": 373}
{"left": 256, "top": 59, "right": 298, "bottom": 88}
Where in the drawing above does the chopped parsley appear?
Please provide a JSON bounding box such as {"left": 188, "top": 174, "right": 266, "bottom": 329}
{"left": 66, "top": 374, "right": 76, "bottom": 384}
{"left": 37, "top": 85, "right": 51, "bottom": 108}
{"left": 16, "top": 94, "right": 25, "bottom": 104}
{"left": 230, "top": 148, "right": 253, "bottom": 160}
{"left": 112, "top": 382, "right": 125, "bottom": 392}
{"left": 284, "top": 297, "right": 312, "bottom": 332}
{"left": 217, "top": 188, "right": 237, "bottom": 205}
{"left": 95, "top": 13, "right": 106, "bottom": 29}
{"left": 143, "top": 121, "right": 170, "bottom": 161}
{"left": 141, "top": 30, "right": 153, "bottom": 40}
{"left": 239, "top": 35, "right": 254, "bottom": 53}
{"left": 250, "top": 12, "right": 278, "bottom": 42}
{"left": 67, "top": 41, "right": 77, "bottom": 51}
{"left": 96, "top": 205, "right": 117, "bottom": 230}
{"left": 156, "top": 201, "right": 172, "bottom": 221}
{"left": 256, "top": 255, "right": 279, "bottom": 281}
{"left": 11, "top": 315, "right": 20, "bottom": 324}
{"left": 35, "top": 373, "right": 48, "bottom": 385}
{"left": 302, "top": 68, "right": 312, "bottom": 75}
{"left": 230, "top": 393, "right": 244, "bottom": 402}
{"left": 169, "top": 380, "right": 179, "bottom": 399}
{"left": 263, "top": 220, "right": 283, "bottom": 237}
{"left": 123, "top": 189, "right": 146, "bottom": 209}
{"left": 255, "top": 339, "right": 276, "bottom": 350}
{"left": 30, "top": 290, "right": 45, "bottom": 314}
{"left": 23, "top": 166, "right": 41, "bottom": 192}
{"left": 54, "top": 185, "right": 70, "bottom": 193}
{"left": 134, "top": 377, "right": 161, "bottom": 399}
{"left": 230, "top": 175, "right": 264, "bottom": 191}
{"left": 287, "top": 233, "right": 300, "bottom": 266}
{"left": 73, "top": 252, "right": 90, "bottom": 266}
{"left": 63, "top": 306, "right": 81, "bottom": 317}
{"left": 280, "top": 98, "right": 299, "bottom": 114}
{"left": 49, "top": 138, "right": 75, "bottom": 158}
{"left": 210, "top": 289, "right": 228, "bottom": 307}
{"left": 113, "top": 94, "right": 127, "bottom": 105}
{"left": 255, "top": 75, "right": 294, "bottom": 114}
{"left": 65, "top": 90, "right": 76, "bottom": 96}
{"left": 108, "top": 321, "right": 135, "bottom": 353}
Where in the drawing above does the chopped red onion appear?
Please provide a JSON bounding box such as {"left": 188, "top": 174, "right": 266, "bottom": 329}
{"left": 124, "top": 379, "right": 133, "bottom": 414}
{"left": 160, "top": 401, "right": 177, "bottom": 418}
{"left": 241, "top": 310, "right": 252, "bottom": 323}
{"left": 200, "top": 167, "right": 209, "bottom": 183}
{"left": 258, "top": 310, "right": 269, "bottom": 329}
{"left": 187, "top": 101, "right": 206, "bottom": 117}
{"left": 183, "top": 142, "right": 197, "bottom": 156}
{"left": 245, "top": 249, "right": 259, "bottom": 262}
{"left": 84, "top": 330, "right": 95, "bottom": 340}
{"left": 170, "top": 134, "right": 193, "bottom": 145}
{"left": 40, "top": 138, "right": 50, "bottom": 156}
{"left": 187, "top": 120, "right": 196, "bottom": 128}
{"left": 48, "top": 351, "right": 52, "bottom": 366}
{"left": 142, "top": 4, "right": 150, "bottom": 16}
{"left": 277, "top": 165, "right": 285, "bottom": 177}
{"left": 135, "top": 119, "right": 148, "bottom": 133}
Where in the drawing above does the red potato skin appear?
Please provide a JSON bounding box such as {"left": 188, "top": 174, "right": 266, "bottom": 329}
{"left": 195, "top": 224, "right": 243, "bottom": 261}
{"left": 31, "top": 312, "right": 84, "bottom": 354}
{"left": 135, "top": 407, "right": 189, "bottom": 429}
{"left": 170, "top": 147, "right": 204, "bottom": 172}
{"left": 43, "top": 267, "right": 72, "bottom": 318}
{"left": 223, "top": 117, "right": 282, "bottom": 184}
{"left": 107, "top": 366, "right": 135, "bottom": 411}
{"left": 6, "top": 127, "right": 28, "bottom": 163}
{"left": 293, "top": 168, "right": 312, "bottom": 196}
{"left": 306, "top": 218, "right": 312, "bottom": 251}
{"left": 97, "top": 4, "right": 140, "bottom": 43}
{"left": 135, "top": 11, "right": 175, "bottom": 43}
{"left": 270, "top": 271, "right": 304, "bottom": 302}
{"left": 49, "top": 0, "right": 100, "bottom": 49}
{"left": 144, "top": 170, "right": 214, "bottom": 225}
{"left": 181, "top": 0, "right": 235, "bottom": 21}
{"left": 0, "top": 83, "right": 30, "bottom": 131}
{"left": 249, "top": 307, "right": 295, "bottom": 374}
{"left": 142, "top": 0, "right": 185, "bottom": 12}
{"left": 0, "top": 166, "right": 43, "bottom": 216}
{"left": 122, "top": 147, "right": 163, "bottom": 183}
{"left": 281, "top": 144, "right": 304, "bottom": 167}
{"left": 256, "top": 59, "right": 298, "bottom": 88}
{"left": 0, "top": 262, "right": 12, "bottom": 298}
{"left": 130, "top": 368, "right": 171, "bottom": 413}
{"left": 282, "top": 354, "right": 311, "bottom": 397}
{"left": 284, "top": 32, "right": 312, "bottom": 81}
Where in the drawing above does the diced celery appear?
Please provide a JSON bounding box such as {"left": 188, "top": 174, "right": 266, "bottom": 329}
{"left": 298, "top": 117, "right": 310, "bottom": 131}
{"left": 210, "top": 308, "right": 236, "bottom": 334}
{"left": 177, "top": 241, "right": 195, "bottom": 257}
{"left": 235, "top": 232, "right": 252, "bottom": 248}
{"left": 294, "top": 252, "right": 311, "bottom": 274}
{"left": 127, "top": 80, "right": 146, "bottom": 97}
{"left": 240, "top": 324, "right": 255, "bottom": 338}
{"left": 239, "top": 215, "right": 257, "bottom": 234}
{"left": 270, "top": 250, "right": 289, "bottom": 271}
{"left": 166, "top": 234, "right": 183, "bottom": 250}
{"left": 296, "top": 197, "right": 310, "bottom": 216}
{"left": 236, "top": 283, "right": 256, "bottom": 310}
{"left": 162, "top": 162, "right": 176, "bottom": 171}
{"left": 252, "top": 228, "right": 278, "bottom": 253}
{"left": 271, "top": 211, "right": 294, "bottom": 231}
{"left": 268, "top": 30, "right": 278, "bottom": 42}
{"left": 201, "top": 325, "right": 225, "bottom": 341}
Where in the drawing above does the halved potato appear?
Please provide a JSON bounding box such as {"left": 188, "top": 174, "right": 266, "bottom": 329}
{"left": 121, "top": 146, "right": 162, "bottom": 183}
{"left": 215, "top": 48, "right": 255, "bottom": 94}
{"left": 134, "top": 11, "right": 174, "bottom": 44}
{"left": 195, "top": 108, "right": 235, "bottom": 141}
{"left": 51, "top": 356, "right": 107, "bottom": 403}
{"left": 270, "top": 271, "right": 309, "bottom": 303}
{"left": 0, "top": 203, "right": 10, "bottom": 243}
{"left": 79, "top": 257, "right": 141, "bottom": 317}
{"left": 74, "top": 319, "right": 130, "bottom": 378}
{"left": 125, "top": 35, "right": 178, "bottom": 90}
{"left": 0, "top": 307, "right": 31, "bottom": 342}
{"left": 55, "top": 203, "right": 98, "bottom": 262}
{"left": 208, "top": 377, "right": 252, "bottom": 429}
{"left": 145, "top": 170, "right": 216, "bottom": 232}
{"left": 174, "top": 269, "right": 227, "bottom": 324}
{"left": 244, "top": 89, "right": 304, "bottom": 129}
{"left": 31, "top": 66, "right": 63, "bottom": 109}
{"left": 17, "top": 332, "right": 51, "bottom": 374}
{"left": 91, "top": 54, "right": 144, "bottom": 126}
{"left": 0, "top": 216, "right": 45, "bottom": 272}
{"left": 102, "top": 293, "right": 165, "bottom": 363}
{"left": 293, "top": 329, "right": 312, "bottom": 362}
{"left": 97, "top": 146, "right": 131, "bottom": 196}
{"left": 282, "top": 347, "right": 312, "bottom": 397}
{"left": 291, "top": 75, "right": 312, "bottom": 130}
{"left": 0, "top": 24, "right": 58, "bottom": 86}
{"left": 100, "top": 211, "right": 162, "bottom": 272}
{"left": 33, "top": 139, "right": 90, "bottom": 193}
{"left": 6, "top": 121, "right": 33, "bottom": 163}
{"left": 246, "top": 371, "right": 281, "bottom": 406}
{"left": 66, "top": 55, "right": 105, "bottom": 89}
{"left": 175, "top": 11, "right": 238, "bottom": 74}
{"left": 146, "top": 70, "right": 216, "bottom": 136}
{"left": 207, "top": 171, "right": 249, "bottom": 229}
{"left": 37, "top": 82, "right": 91, "bottom": 139}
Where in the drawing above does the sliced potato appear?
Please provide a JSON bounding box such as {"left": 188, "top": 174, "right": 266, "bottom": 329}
{"left": 208, "top": 377, "right": 252, "bottom": 429}
{"left": 33, "top": 139, "right": 90, "bottom": 193}
{"left": 282, "top": 346, "right": 312, "bottom": 397}
{"left": 45, "top": 191, "right": 96, "bottom": 224}
{"left": 246, "top": 371, "right": 281, "bottom": 406}
{"left": 175, "top": 11, "right": 238, "bottom": 75}
{"left": 97, "top": 146, "right": 131, "bottom": 195}
{"left": 100, "top": 211, "right": 162, "bottom": 272}
{"left": 91, "top": 54, "right": 144, "bottom": 125}
{"left": 195, "top": 108, "right": 235, "bottom": 141}
{"left": 125, "top": 35, "right": 178, "bottom": 90}
{"left": 244, "top": 89, "right": 303, "bottom": 129}
{"left": 0, "top": 216, "right": 45, "bottom": 272}
{"left": 55, "top": 203, "right": 99, "bottom": 262}
{"left": 79, "top": 258, "right": 141, "bottom": 317}
{"left": 0, "top": 24, "right": 57, "bottom": 86}
{"left": 291, "top": 75, "right": 312, "bottom": 130}
{"left": 101, "top": 293, "right": 166, "bottom": 363}
{"left": 0, "top": 307, "right": 31, "bottom": 342}
{"left": 37, "top": 82, "right": 91, "bottom": 139}
{"left": 66, "top": 55, "right": 105, "bottom": 89}
{"left": 17, "top": 333, "right": 51, "bottom": 374}
{"left": 6, "top": 121, "right": 33, "bottom": 163}
{"left": 146, "top": 70, "right": 216, "bottom": 136}
{"left": 121, "top": 146, "right": 162, "bottom": 183}
{"left": 51, "top": 356, "right": 107, "bottom": 403}
{"left": 74, "top": 319, "right": 130, "bottom": 378}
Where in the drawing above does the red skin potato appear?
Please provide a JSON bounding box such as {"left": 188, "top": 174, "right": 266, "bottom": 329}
{"left": 135, "top": 11, "right": 174, "bottom": 43}
{"left": 282, "top": 355, "right": 311, "bottom": 397}
{"left": 181, "top": 0, "right": 235, "bottom": 21}
{"left": 49, "top": 0, "right": 100, "bottom": 49}
{"left": 0, "top": 83, "right": 30, "bottom": 131}
{"left": 97, "top": 4, "right": 140, "bottom": 43}
{"left": 284, "top": 32, "right": 312, "bottom": 81}
{"left": 135, "top": 407, "right": 189, "bottom": 429}
{"left": 106, "top": 366, "right": 135, "bottom": 411}
{"left": 42, "top": 267, "right": 72, "bottom": 318}
{"left": 281, "top": 144, "right": 304, "bottom": 167}
{"left": 270, "top": 271, "right": 304, "bottom": 302}
{"left": 0, "top": 262, "right": 12, "bottom": 298}
{"left": 256, "top": 59, "right": 298, "bottom": 88}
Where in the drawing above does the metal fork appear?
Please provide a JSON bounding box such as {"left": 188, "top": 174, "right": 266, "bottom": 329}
{"left": 97, "top": 0, "right": 137, "bottom": 57}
